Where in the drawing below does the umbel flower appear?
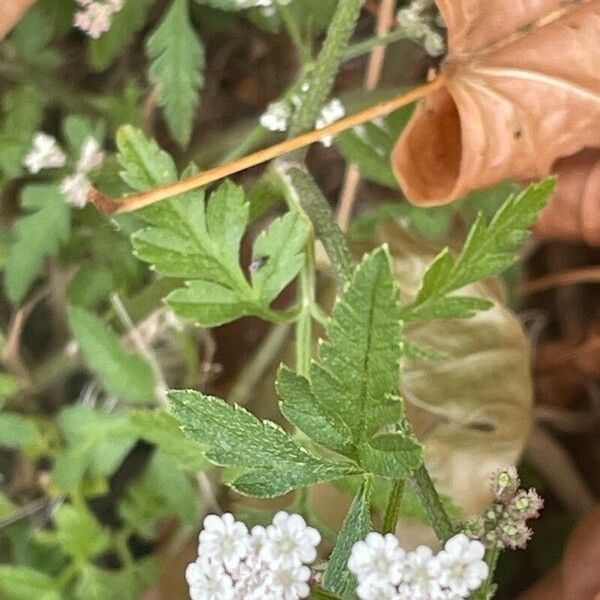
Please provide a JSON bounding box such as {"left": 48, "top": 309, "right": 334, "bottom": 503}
{"left": 348, "top": 532, "right": 489, "bottom": 600}
{"left": 186, "top": 512, "right": 321, "bottom": 600}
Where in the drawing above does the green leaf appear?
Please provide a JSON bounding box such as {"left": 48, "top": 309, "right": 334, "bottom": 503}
{"left": 54, "top": 503, "right": 111, "bottom": 562}
{"left": 310, "top": 248, "right": 402, "bottom": 442}
{"left": 68, "top": 306, "right": 156, "bottom": 403}
{"left": 119, "top": 451, "right": 198, "bottom": 538}
{"left": 400, "top": 179, "right": 555, "bottom": 321}
{"left": 146, "top": 0, "right": 205, "bottom": 147}
{"left": 0, "top": 412, "right": 40, "bottom": 450}
{"left": 74, "top": 559, "right": 157, "bottom": 600}
{"left": 129, "top": 410, "right": 209, "bottom": 471}
{"left": 277, "top": 366, "right": 356, "bottom": 458}
{"left": 359, "top": 433, "right": 423, "bottom": 479}
{"left": 53, "top": 405, "right": 138, "bottom": 492}
{"left": 4, "top": 184, "right": 70, "bottom": 303}
{"left": 117, "top": 127, "right": 308, "bottom": 326}
{"left": 169, "top": 389, "right": 360, "bottom": 497}
{"left": 0, "top": 566, "right": 60, "bottom": 600}
{"left": 116, "top": 125, "right": 177, "bottom": 191}
{"left": 89, "top": 0, "right": 155, "bottom": 70}
{"left": 0, "top": 85, "right": 46, "bottom": 180}
{"left": 323, "top": 476, "right": 372, "bottom": 596}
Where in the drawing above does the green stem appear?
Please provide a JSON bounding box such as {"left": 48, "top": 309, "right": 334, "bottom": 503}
{"left": 311, "top": 588, "right": 343, "bottom": 600}
{"left": 278, "top": 164, "right": 354, "bottom": 285}
{"left": 382, "top": 478, "right": 405, "bottom": 534}
{"left": 227, "top": 323, "right": 291, "bottom": 406}
{"left": 470, "top": 546, "right": 500, "bottom": 599}
{"left": 289, "top": 0, "right": 363, "bottom": 136}
{"left": 411, "top": 465, "right": 454, "bottom": 541}
{"left": 344, "top": 28, "right": 415, "bottom": 61}
{"left": 279, "top": 4, "right": 313, "bottom": 64}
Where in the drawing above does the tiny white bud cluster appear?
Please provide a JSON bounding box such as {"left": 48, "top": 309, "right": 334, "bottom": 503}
{"left": 60, "top": 137, "right": 105, "bottom": 208}
{"left": 23, "top": 133, "right": 67, "bottom": 174}
{"left": 465, "top": 467, "right": 544, "bottom": 550}
{"left": 186, "top": 511, "right": 321, "bottom": 600}
{"left": 348, "top": 532, "right": 489, "bottom": 600}
{"left": 315, "top": 98, "right": 346, "bottom": 148}
{"left": 397, "top": 0, "right": 446, "bottom": 57}
{"left": 259, "top": 96, "right": 346, "bottom": 148}
{"left": 23, "top": 132, "right": 105, "bottom": 209}
{"left": 74, "top": 0, "right": 124, "bottom": 39}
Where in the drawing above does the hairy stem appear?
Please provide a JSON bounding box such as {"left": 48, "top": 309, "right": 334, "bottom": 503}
{"left": 411, "top": 465, "right": 454, "bottom": 540}
{"left": 278, "top": 164, "right": 354, "bottom": 285}
{"left": 288, "top": 0, "right": 363, "bottom": 136}
{"left": 383, "top": 478, "right": 405, "bottom": 534}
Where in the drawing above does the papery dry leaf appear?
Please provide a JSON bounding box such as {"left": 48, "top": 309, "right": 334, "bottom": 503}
{"left": 535, "top": 149, "right": 600, "bottom": 244}
{"left": 392, "top": 0, "right": 600, "bottom": 206}
{"left": 379, "top": 222, "right": 533, "bottom": 514}
{"left": 0, "top": 0, "right": 38, "bottom": 40}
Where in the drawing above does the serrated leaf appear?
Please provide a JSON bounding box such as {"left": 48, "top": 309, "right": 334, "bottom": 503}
{"left": 116, "top": 125, "right": 177, "bottom": 191}
{"left": 251, "top": 212, "right": 308, "bottom": 302}
{"left": 117, "top": 127, "right": 308, "bottom": 326}
{"left": 169, "top": 389, "right": 360, "bottom": 498}
{"left": 129, "top": 410, "right": 209, "bottom": 471}
{"left": 54, "top": 503, "right": 111, "bottom": 562}
{"left": 323, "top": 476, "right": 372, "bottom": 596}
{"left": 400, "top": 179, "right": 555, "bottom": 321}
{"left": 68, "top": 306, "right": 156, "bottom": 403}
{"left": 146, "top": 0, "right": 205, "bottom": 147}
{"left": 310, "top": 248, "right": 402, "bottom": 442}
{"left": 4, "top": 184, "right": 70, "bottom": 303}
{"left": 277, "top": 366, "right": 356, "bottom": 458}
{"left": 89, "top": 0, "right": 155, "bottom": 71}
{"left": 359, "top": 433, "right": 423, "bottom": 479}
{"left": 0, "top": 566, "right": 60, "bottom": 600}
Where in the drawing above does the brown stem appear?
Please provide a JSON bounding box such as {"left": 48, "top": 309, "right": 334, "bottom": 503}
{"left": 90, "top": 76, "right": 446, "bottom": 215}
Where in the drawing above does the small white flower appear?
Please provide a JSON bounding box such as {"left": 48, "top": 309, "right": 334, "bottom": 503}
{"left": 315, "top": 98, "right": 345, "bottom": 147}
{"left": 402, "top": 545, "right": 444, "bottom": 599}
{"left": 348, "top": 532, "right": 405, "bottom": 587}
{"left": 356, "top": 579, "right": 399, "bottom": 600}
{"left": 77, "top": 136, "right": 105, "bottom": 173}
{"left": 74, "top": 0, "right": 123, "bottom": 39}
{"left": 262, "top": 512, "right": 321, "bottom": 568}
{"left": 23, "top": 133, "right": 67, "bottom": 174}
{"left": 269, "top": 563, "right": 312, "bottom": 599}
{"left": 185, "top": 557, "right": 236, "bottom": 600}
{"left": 437, "top": 534, "right": 489, "bottom": 597}
{"left": 199, "top": 513, "right": 249, "bottom": 571}
{"left": 260, "top": 101, "right": 291, "bottom": 132}
{"left": 60, "top": 173, "right": 92, "bottom": 208}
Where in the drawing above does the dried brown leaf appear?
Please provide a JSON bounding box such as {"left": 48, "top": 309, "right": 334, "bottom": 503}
{"left": 0, "top": 0, "right": 38, "bottom": 40}
{"left": 535, "top": 149, "right": 600, "bottom": 244}
{"left": 392, "top": 0, "right": 600, "bottom": 206}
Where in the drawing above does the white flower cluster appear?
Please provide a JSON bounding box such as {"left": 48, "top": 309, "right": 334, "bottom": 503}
{"left": 23, "top": 133, "right": 105, "bottom": 208}
{"left": 397, "top": 0, "right": 446, "bottom": 57}
{"left": 348, "top": 532, "right": 489, "bottom": 600}
{"left": 260, "top": 97, "right": 345, "bottom": 148}
{"left": 74, "top": 0, "right": 124, "bottom": 39}
{"left": 186, "top": 511, "right": 321, "bottom": 600}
